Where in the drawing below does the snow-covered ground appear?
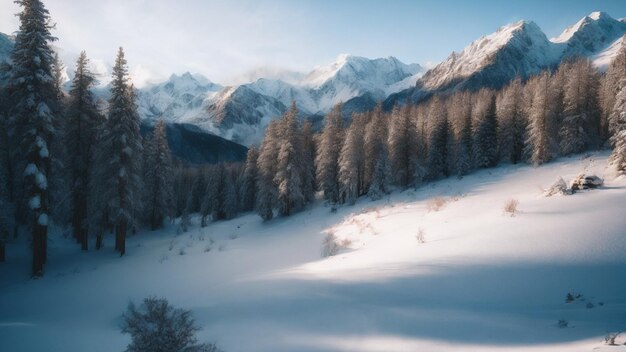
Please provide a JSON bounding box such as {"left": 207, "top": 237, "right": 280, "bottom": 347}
{"left": 1, "top": 152, "right": 625, "bottom": 352}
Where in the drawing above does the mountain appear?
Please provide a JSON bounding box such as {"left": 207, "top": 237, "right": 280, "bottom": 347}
{"left": 553, "top": 11, "right": 626, "bottom": 57}
{"left": 136, "top": 72, "right": 222, "bottom": 123}
{"left": 386, "top": 11, "right": 626, "bottom": 107}
{"left": 176, "top": 55, "right": 422, "bottom": 146}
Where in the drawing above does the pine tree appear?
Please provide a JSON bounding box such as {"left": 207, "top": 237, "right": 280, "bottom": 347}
{"left": 559, "top": 59, "right": 600, "bottom": 155}
{"left": 200, "top": 165, "right": 219, "bottom": 225}
{"left": 7, "top": 0, "right": 60, "bottom": 276}
{"left": 472, "top": 90, "right": 498, "bottom": 168}
{"left": 315, "top": 104, "right": 343, "bottom": 204}
{"left": 143, "top": 120, "right": 174, "bottom": 230}
{"left": 388, "top": 105, "right": 419, "bottom": 188}
{"left": 526, "top": 72, "right": 557, "bottom": 166}
{"left": 497, "top": 78, "right": 526, "bottom": 164}
{"left": 427, "top": 97, "right": 450, "bottom": 179}
{"left": 610, "top": 73, "right": 626, "bottom": 175}
{"left": 256, "top": 120, "right": 280, "bottom": 221}
{"left": 65, "top": 51, "right": 103, "bottom": 250}
{"left": 601, "top": 43, "right": 626, "bottom": 143}
{"left": 367, "top": 145, "right": 391, "bottom": 200}
{"left": 300, "top": 119, "right": 316, "bottom": 204}
{"left": 92, "top": 47, "right": 143, "bottom": 256}
{"left": 274, "top": 103, "right": 305, "bottom": 216}
{"left": 338, "top": 113, "right": 367, "bottom": 205}
{"left": 364, "top": 104, "right": 387, "bottom": 192}
{"left": 239, "top": 147, "right": 259, "bottom": 212}
{"left": 449, "top": 92, "right": 473, "bottom": 176}
{"left": 221, "top": 166, "right": 239, "bottom": 220}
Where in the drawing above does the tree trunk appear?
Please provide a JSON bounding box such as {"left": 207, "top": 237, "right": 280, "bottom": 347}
{"left": 95, "top": 233, "right": 103, "bottom": 250}
{"left": 32, "top": 219, "right": 45, "bottom": 277}
{"left": 116, "top": 220, "right": 127, "bottom": 256}
{"left": 0, "top": 241, "right": 5, "bottom": 262}
{"left": 81, "top": 226, "right": 88, "bottom": 251}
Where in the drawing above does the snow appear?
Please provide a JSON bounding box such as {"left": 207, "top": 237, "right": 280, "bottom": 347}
{"left": 1, "top": 152, "right": 625, "bottom": 352}
{"left": 38, "top": 213, "right": 48, "bottom": 226}
{"left": 28, "top": 195, "right": 40, "bottom": 210}
{"left": 593, "top": 35, "right": 626, "bottom": 71}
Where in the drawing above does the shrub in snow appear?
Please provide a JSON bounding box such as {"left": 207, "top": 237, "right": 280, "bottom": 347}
{"left": 545, "top": 177, "right": 572, "bottom": 197}
{"left": 122, "top": 297, "right": 221, "bottom": 352}
{"left": 557, "top": 319, "right": 569, "bottom": 328}
{"left": 569, "top": 174, "right": 604, "bottom": 191}
{"left": 416, "top": 228, "right": 426, "bottom": 244}
{"left": 503, "top": 199, "right": 519, "bottom": 217}
{"left": 426, "top": 197, "right": 447, "bottom": 212}
{"left": 604, "top": 332, "right": 622, "bottom": 345}
{"left": 321, "top": 233, "right": 352, "bottom": 257}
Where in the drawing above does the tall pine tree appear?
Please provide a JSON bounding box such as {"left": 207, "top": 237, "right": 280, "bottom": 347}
{"left": 143, "top": 120, "right": 174, "bottom": 230}
{"left": 92, "top": 48, "right": 142, "bottom": 256}
{"left": 7, "top": 0, "right": 60, "bottom": 276}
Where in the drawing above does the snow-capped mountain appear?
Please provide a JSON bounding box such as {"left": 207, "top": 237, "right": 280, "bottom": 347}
{"left": 553, "top": 11, "right": 626, "bottom": 57}
{"left": 136, "top": 54, "right": 422, "bottom": 146}
{"left": 387, "top": 11, "right": 626, "bottom": 107}
{"left": 136, "top": 72, "right": 222, "bottom": 123}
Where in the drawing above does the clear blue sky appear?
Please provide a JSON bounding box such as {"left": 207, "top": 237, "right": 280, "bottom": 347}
{"left": 1, "top": 0, "right": 625, "bottom": 85}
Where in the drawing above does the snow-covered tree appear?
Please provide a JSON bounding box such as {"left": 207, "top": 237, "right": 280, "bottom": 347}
{"left": 239, "top": 147, "right": 259, "bottom": 212}
{"left": 315, "top": 104, "right": 343, "bottom": 204}
{"left": 65, "top": 51, "right": 103, "bottom": 249}
{"left": 143, "top": 120, "right": 174, "bottom": 230}
{"left": 7, "top": 0, "right": 60, "bottom": 276}
{"left": 601, "top": 43, "right": 626, "bottom": 143}
{"left": 497, "top": 78, "right": 526, "bottom": 164}
{"left": 472, "top": 90, "right": 498, "bottom": 168}
{"left": 610, "top": 74, "right": 626, "bottom": 175}
{"left": 338, "top": 113, "right": 367, "bottom": 205}
{"left": 122, "top": 297, "right": 221, "bottom": 352}
{"left": 427, "top": 97, "right": 450, "bottom": 179}
{"left": 91, "top": 47, "right": 143, "bottom": 256}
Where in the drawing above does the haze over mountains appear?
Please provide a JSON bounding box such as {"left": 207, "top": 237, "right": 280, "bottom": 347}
{"left": 1, "top": 11, "right": 625, "bottom": 148}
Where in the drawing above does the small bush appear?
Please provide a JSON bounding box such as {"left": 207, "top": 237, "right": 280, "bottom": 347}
{"left": 604, "top": 332, "right": 622, "bottom": 345}
{"left": 179, "top": 248, "right": 186, "bottom": 256}
{"left": 503, "top": 199, "right": 519, "bottom": 217}
{"left": 416, "top": 228, "right": 426, "bottom": 244}
{"left": 122, "top": 297, "right": 221, "bottom": 352}
{"left": 545, "top": 177, "right": 571, "bottom": 197}
{"left": 557, "top": 319, "right": 569, "bottom": 328}
{"left": 426, "top": 197, "right": 447, "bottom": 212}
{"left": 321, "top": 233, "right": 352, "bottom": 257}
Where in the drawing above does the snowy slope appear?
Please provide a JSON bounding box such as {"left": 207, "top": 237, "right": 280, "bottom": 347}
{"left": 1, "top": 152, "right": 625, "bottom": 352}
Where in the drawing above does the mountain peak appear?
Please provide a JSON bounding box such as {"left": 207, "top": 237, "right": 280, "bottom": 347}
{"left": 589, "top": 11, "right": 609, "bottom": 21}
{"left": 552, "top": 11, "right": 621, "bottom": 43}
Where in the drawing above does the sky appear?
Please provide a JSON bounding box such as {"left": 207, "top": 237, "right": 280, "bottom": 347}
{"left": 1, "top": 0, "right": 626, "bottom": 87}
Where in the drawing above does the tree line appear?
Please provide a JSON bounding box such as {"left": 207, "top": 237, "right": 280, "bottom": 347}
{"left": 0, "top": 0, "right": 175, "bottom": 276}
